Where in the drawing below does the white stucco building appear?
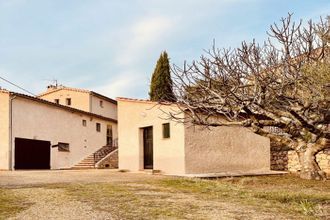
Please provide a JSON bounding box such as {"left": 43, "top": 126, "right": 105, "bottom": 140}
{"left": 117, "top": 97, "right": 271, "bottom": 176}
{"left": 0, "top": 87, "right": 118, "bottom": 170}
{"left": 38, "top": 85, "right": 117, "bottom": 120}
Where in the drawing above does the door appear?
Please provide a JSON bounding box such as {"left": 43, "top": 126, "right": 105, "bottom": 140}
{"left": 106, "top": 125, "right": 113, "bottom": 146}
{"left": 143, "top": 126, "right": 153, "bottom": 169}
{"left": 14, "top": 138, "right": 51, "bottom": 169}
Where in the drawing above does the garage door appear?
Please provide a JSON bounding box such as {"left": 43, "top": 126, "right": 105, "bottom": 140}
{"left": 15, "top": 138, "right": 51, "bottom": 169}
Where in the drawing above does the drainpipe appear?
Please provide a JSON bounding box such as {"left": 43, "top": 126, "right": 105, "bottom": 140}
{"left": 89, "top": 93, "right": 92, "bottom": 113}
{"left": 9, "top": 94, "right": 16, "bottom": 171}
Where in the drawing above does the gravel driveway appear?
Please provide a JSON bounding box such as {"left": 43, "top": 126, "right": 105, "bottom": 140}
{"left": 0, "top": 170, "right": 167, "bottom": 220}
{"left": 0, "top": 169, "right": 165, "bottom": 187}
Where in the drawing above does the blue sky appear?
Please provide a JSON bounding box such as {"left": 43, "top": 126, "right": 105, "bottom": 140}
{"left": 0, "top": 0, "right": 329, "bottom": 98}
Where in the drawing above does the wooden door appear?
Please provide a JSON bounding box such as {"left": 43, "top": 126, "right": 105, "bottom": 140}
{"left": 143, "top": 127, "right": 153, "bottom": 169}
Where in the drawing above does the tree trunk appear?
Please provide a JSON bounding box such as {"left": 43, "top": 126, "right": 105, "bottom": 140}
{"left": 297, "top": 144, "right": 326, "bottom": 180}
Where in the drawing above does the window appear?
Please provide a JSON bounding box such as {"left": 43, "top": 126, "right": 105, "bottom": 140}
{"left": 54, "top": 99, "right": 59, "bottom": 104}
{"left": 162, "top": 123, "right": 170, "bottom": 138}
{"left": 52, "top": 142, "right": 70, "bottom": 152}
{"left": 66, "top": 98, "right": 71, "bottom": 106}
{"left": 96, "top": 123, "right": 101, "bottom": 132}
{"left": 100, "top": 100, "right": 103, "bottom": 108}
{"left": 82, "top": 119, "right": 87, "bottom": 127}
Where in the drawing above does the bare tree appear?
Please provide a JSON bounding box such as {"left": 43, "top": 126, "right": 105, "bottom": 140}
{"left": 172, "top": 14, "right": 330, "bottom": 180}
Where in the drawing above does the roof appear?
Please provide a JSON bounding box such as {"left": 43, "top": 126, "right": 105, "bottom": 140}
{"left": 116, "top": 97, "right": 175, "bottom": 106}
{"left": 10, "top": 91, "right": 117, "bottom": 123}
{"left": 37, "top": 86, "right": 90, "bottom": 96}
{"left": 90, "top": 91, "right": 117, "bottom": 104}
{"left": 0, "top": 89, "right": 9, "bottom": 94}
{"left": 38, "top": 86, "right": 117, "bottom": 104}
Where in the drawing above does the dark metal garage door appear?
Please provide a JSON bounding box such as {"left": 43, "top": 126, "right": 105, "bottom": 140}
{"left": 15, "top": 138, "right": 51, "bottom": 169}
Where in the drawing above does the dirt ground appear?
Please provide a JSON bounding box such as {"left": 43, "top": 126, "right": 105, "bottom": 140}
{"left": 0, "top": 169, "right": 164, "bottom": 187}
{"left": 0, "top": 170, "right": 329, "bottom": 220}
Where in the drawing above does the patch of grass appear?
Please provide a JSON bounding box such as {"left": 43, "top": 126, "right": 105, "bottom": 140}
{"left": 0, "top": 188, "right": 31, "bottom": 219}
{"left": 254, "top": 191, "right": 329, "bottom": 204}
{"left": 51, "top": 175, "right": 329, "bottom": 219}
{"left": 2, "top": 174, "right": 328, "bottom": 219}
{"left": 158, "top": 175, "right": 330, "bottom": 218}
{"left": 60, "top": 183, "right": 200, "bottom": 219}
{"left": 299, "top": 199, "right": 317, "bottom": 216}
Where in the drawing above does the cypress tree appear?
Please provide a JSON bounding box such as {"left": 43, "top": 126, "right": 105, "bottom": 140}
{"left": 149, "top": 51, "right": 176, "bottom": 102}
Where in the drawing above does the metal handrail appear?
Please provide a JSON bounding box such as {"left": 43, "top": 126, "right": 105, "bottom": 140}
{"left": 93, "top": 139, "right": 118, "bottom": 166}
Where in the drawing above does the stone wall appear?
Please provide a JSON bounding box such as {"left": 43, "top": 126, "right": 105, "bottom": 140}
{"left": 287, "top": 149, "right": 330, "bottom": 173}
{"left": 97, "top": 150, "right": 118, "bottom": 169}
{"left": 270, "top": 147, "right": 288, "bottom": 171}
{"left": 271, "top": 147, "right": 330, "bottom": 174}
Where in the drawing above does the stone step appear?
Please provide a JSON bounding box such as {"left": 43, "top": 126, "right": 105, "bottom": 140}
{"left": 73, "top": 164, "right": 94, "bottom": 167}
{"left": 75, "top": 163, "right": 94, "bottom": 166}
{"left": 72, "top": 145, "right": 118, "bottom": 169}
{"left": 75, "top": 161, "right": 94, "bottom": 164}
{"left": 74, "top": 166, "right": 93, "bottom": 168}
{"left": 79, "top": 159, "right": 94, "bottom": 162}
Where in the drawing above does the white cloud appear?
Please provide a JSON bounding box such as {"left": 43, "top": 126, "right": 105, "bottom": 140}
{"left": 92, "top": 14, "right": 178, "bottom": 99}
{"left": 114, "top": 15, "right": 177, "bottom": 66}
{"left": 132, "top": 16, "right": 173, "bottom": 48}
{"left": 91, "top": 71, "right": 145, "bottom": 98}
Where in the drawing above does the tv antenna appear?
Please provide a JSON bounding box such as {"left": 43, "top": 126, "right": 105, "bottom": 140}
{"left": 43, "top": 78, "right": 59, "bottom": 87}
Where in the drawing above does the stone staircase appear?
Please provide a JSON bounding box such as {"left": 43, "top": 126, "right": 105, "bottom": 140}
{"left": 72, "top": 154, "right": 95, "bottom": 169}
{"left": 72, "top": 143, "right": 118, "bottom": 169}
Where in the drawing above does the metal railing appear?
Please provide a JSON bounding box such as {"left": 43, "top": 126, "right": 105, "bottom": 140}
{"left": 93, "top": 138, "right": 118, "bottom": 166}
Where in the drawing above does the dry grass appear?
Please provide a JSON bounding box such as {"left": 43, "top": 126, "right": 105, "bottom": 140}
{"left": 0, "top": 188, "right": 31, "bottom": 220}
{"left": 159, "top": 175, "right": 330, "bottom": 219}
{"left": 0, "top": 174, "right": 329, "bottom": 219}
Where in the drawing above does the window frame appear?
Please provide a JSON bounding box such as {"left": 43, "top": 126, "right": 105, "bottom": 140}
{"left": 66, "top": 98, "right": 71, "bottom": 106}
{"left": 52, "top": 142, "right": 70, "bottom": 152}
{"left": 96, "top": 123, "right": 101, "bottom": 132}
{"left": 162, "top": 123, "right": 170, "bottom": 139}
{"left": 82, "top": 119, "right": 87, "bottom": 127}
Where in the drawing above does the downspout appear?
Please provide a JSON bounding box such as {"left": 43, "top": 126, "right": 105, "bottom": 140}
{"left": 89, "top": 93, "right": 92, "bottom": 113}
{"left": 9, "top": 94, "right": 17, "bottom": 170}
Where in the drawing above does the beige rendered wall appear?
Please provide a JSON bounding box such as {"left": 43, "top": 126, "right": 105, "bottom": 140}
{"left": 90, "top": 95, "right": 117, "bottom": 119}
{"left": 118, "top": 100, "right": 186, "bottom": 175}
{"left": 11, "top": 97, "right": 117, "bottom": 169}
{"left": 39, "top": 89, "right": 90, "bottom": 112}
{"left": 184, "top": 122, "right": 270, "bottom": 174}
{"left": 0, "top": 92, "right": 10, "bottom": 170}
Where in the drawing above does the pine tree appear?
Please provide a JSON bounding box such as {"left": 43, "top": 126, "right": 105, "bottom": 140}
{"left": 149, "top": 51, "right": 176, "bottom": 102}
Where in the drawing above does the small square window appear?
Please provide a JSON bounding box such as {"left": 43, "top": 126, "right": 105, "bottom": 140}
{"left": 54, "top": 99, "right": 59, "bottom": 104}
{"left": 100, "top": 100, "right": 103, "bottom": 108}
{"left": 96, "top": 123, "right": 101, "bottom": 132}
{"left": 58, "top": 142, "right": 70, "bottom": 152}
{"left": 66, "top": 98, "right": 71, "bottom": 106}
{"left": 162, "top": 123, "right": 170, "bottom": 138}
{"left": 82, "top": 119, "right": 87, "bottom": 127}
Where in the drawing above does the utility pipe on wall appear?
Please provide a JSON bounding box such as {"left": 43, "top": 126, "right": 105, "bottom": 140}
{"left": 9, "top": 94, "right": 16, "bottom": 170}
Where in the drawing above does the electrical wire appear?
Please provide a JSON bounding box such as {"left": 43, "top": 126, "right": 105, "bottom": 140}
{"left": 0, "top": 76, "right": 36, "bottom": 96}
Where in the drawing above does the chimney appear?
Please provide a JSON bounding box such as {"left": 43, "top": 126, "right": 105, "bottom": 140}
{"left": 46, "top": 84, "right": 57, "bottom": 91}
